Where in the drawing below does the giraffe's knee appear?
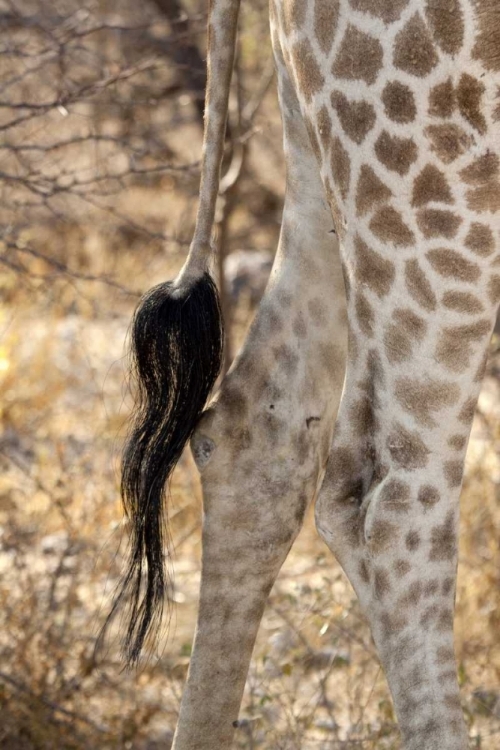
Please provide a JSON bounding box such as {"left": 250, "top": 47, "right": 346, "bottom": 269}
{"left": 315, "top": 441, "right": 408, "bottom": 568}
{"left": 315, "top": 439, "right": 461, "bottom": 610}
{"left": 190, "top": 373, "right": 327, "bottom": 567}
{"left": 192, "top": 394, "right": 300, "bottom": 530}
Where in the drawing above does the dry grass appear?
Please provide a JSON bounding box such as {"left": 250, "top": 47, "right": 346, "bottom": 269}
{"left": 0, "top": 3, "right": 499, "bottom": 749}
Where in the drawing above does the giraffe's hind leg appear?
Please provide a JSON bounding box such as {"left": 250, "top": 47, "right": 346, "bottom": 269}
{"left": 297, "top": 7, "right": 500, "bottom": 750}
{"left": 171, "top": 62, "right": 347, "bottom": 750}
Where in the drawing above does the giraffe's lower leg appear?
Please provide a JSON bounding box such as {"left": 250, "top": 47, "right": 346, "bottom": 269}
{"left": 172, "top": 83, "right": 347, "bottom": 749}
{"left": 315, "top": 336, "right": 494, "bottom": 750}
{"left": 171, "top": 472, "right": 308, "bottom": 750}
{"left": 317, "top": 471, "right": 468, "bottom": 749}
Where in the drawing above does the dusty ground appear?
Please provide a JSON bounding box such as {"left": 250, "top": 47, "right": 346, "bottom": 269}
{"left": 0, "top": 2, "right": 499, "bottom": 749}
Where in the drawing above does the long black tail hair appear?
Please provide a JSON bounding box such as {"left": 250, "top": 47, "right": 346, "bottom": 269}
{"left": 110, "top": 274, "right": 223, "bottom": 665}
{"left": 106, "top": 0, "right": 241, "bottom": 667}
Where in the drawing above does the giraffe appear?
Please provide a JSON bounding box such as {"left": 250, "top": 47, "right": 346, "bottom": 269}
{"left": 112, "top": 1, "right": 500, "bottom": 748}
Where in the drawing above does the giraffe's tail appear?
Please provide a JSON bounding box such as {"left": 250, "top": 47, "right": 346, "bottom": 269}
{"left": 110, "top": 273, "right": 223, "bottom": 666}
{"left": 108, "top": 0, "right": 241, "bottom": 667}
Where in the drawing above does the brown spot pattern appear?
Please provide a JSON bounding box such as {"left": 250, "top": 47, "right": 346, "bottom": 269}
{"left": 466, "top": 182, "right": 500, "bottom": 213}
{"left": 314, "top": 0, "right": 340, "bottom": 55}
{"left": 375, "top": 131, "right": 418, "bottom": 175}
{"left": 425, "top": 123, "right": 472, "bottom": 164}
{"left": 436, "top": 615, "right": 455, "bottom": 637}
{"left": 471, "top": 0, "right": 500, "bottom": 72}
{"left": 394, "top": 558, "right": 411, "bottom": 577}
{"left": 324, "top": 447, "right": 358, "bottom": 490}
{"left": 405, "top": 258, "right": 437, "bottom": 311}
{"left": 374, "top": 567, "right": 391, "bottom": 598}
{"left": 445, "top": 320, "right": 491, "bottom": 342}
{"left": 304, "top": 115, "right": 322, "bottom": 160}
{"left": 382, "top": 81, "right": 417, "bottom": 123}
{"left": 442, "top": 290, "right": 484, "bottom": 314}
{"left": 436, "top": 320, "right": 491, "bottom": 372}
{"left": 350, "top": 0, "right": 406, "bottom": 24}
{"left": 460, "top": 153, "right": 499, "bottom": 184}
{"left": 412, "top": 165, "right": 453, "bottom": 206}
{"left": 387, "top": 423, "right": 430, "bottom": 470}
{"left": 341, "top": 508, "right": 363, "bottom": 548}
{"left": 405, "top": 530, "right": 421, "bottom": 552}
{"left": 331, "top": 137, "right": 351, "bottom": 199}
{"left": 221, "top": 383, "right": 249, "bottom": 420}
{"left": 381, "top": 611, "right": 408, "bottom": 637}
{"left": 283, "top": 0, "right": 307, "bottom": 36}
{"left": 384, "top": 324, "right": 412, "bottom": 363}
{"left": 355, "top": 235, "right": 395, "bottom": 297}
{"left": 332, "top": 25, "right": 384, "bottom": 86}
{"left": 425, "top": 0, "right": 464, "bottom": 54}
{"left": 458, "top": 397, "right": 476, "bottom": 425}
{"left": 488, "top": 275, "right": 500, "bottom": 304}
{"left": 475, "top": 351, "right": 489, "bottom": 383}
{"left": 295, "top": 493, "right": 309, "bottom": 523}
{"left": 426, "top": 248, "right": 481, "bottom": 282}
{"left": 380, "top": 478, "right": 411, "bottom": 512}
{"left": 316, "top": 105, "right": 332, "bottom": 149}
{"left": 395, "top": 377, "right": 460, "bottom": 427}
{"left": 393, "top": 14, "right": 439, "bottom": 77}
{"left": 442, "top": 577, "right": 455, "bottom": 596}
{"left": 399, "top": 580, "right": 423, "bottom": 608}
{"left": 424, "top": 580, "right": 440, "bottom": 597}
{"left": 366, "top": 349, "right": 386, "bottom": 390}
{"left": 420, "top": 604, "right": 440, "bottom": 627}
{"left": 456, "top": 73, "right": 487, "bottom": 134}
{"left": 429, "top": 510, "right": 456, "bottom": 561}
{"left": 417, "top": 209, "right": 462, "bottom": 238}
{"left": 448, "top": 434, "right": 467, "bottom": 451}
{"left": 465, "top": 222, "right": 495, "bottom": 256}
{"left": 368, "top": 519, "right": 398, "bottom": 553}
{"left": 393, "top": 308, "right": 427, "bottom": 340}
{"left": 418, "top": 485, "right": 440, "bottom": 509}
{"left": 292, "top": 40, "right": 325, "bottom": 101}
{"left": 356, "top": 165, "right": 393, "bottom": 215}
{"left": 444, "top": 460, "right": 464, "bottom": 488}
{"left": 429, "top": 79, "right": 456, "bottom": 117}
{"left": 355, "top": 293, "right": 374, "bottom": 336}
{"left": 359, "top": 558, "right": 370, "bottom": 584}
{"left": 331, "top": 91, "right": 376, "bottom": 144}
{"left": 370, "top": 206, "right": 415, "bottom": 246}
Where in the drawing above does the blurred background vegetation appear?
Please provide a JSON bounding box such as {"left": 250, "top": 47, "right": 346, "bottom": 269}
{"left": 0, "top": 1, "right": 498, "bottom": 748}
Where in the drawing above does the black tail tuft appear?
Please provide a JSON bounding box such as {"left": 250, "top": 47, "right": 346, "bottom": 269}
{"left": 111, "top": 272, "right": 223, "bottom": 666}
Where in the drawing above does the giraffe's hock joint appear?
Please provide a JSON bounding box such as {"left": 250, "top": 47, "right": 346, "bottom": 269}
{"left": 315, "top": 457, "right": 405, "bottom": 562}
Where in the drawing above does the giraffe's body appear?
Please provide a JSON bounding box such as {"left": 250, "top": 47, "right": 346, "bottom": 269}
{"left": 115, "top": 2, "right": 500, "bottom": 748}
